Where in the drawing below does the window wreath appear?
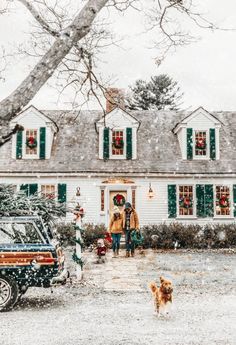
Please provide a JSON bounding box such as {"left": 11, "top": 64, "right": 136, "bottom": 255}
{"left": 26, "top": 136, "right": 37, "bottom": 149}
{"left": 112, "top": 137, "right": 124, "bottom": 149}
{"left": 195, "top": 137, "right": 206, "bottom": 150}
{"left": 179, "top": 196, "right": 193, "bottom": 209}
{"left": 219, "top": 195, "right": 229, "bottom": 208}
{"left": 113, "top": 193, "right": 126, "bottom": 207}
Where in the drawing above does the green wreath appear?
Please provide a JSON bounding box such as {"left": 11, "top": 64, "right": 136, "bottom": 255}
{"left": 26, "top": 136, "right": 37, "bottom": 149}
{"left": 113, "top": 193, "right": 126, "bottom": 207}
{"left": 131, "top": 230, "right": 144, "bottom": 246}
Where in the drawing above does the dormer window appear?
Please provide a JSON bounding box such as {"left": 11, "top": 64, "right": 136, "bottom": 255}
{"left": 97, "top": 107, "right": 139, "bottom": 161}
{"left": 11, "top": 105, "right": 57, "bottom": 160}
{"left": 173, "top": 107, "right": 221, "bottom": 161}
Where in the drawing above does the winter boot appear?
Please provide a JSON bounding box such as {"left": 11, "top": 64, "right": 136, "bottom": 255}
{"left": 112, "top": 251, "right": 117, "bottom": 258}
{"left": 126, "top": 251, "right": 130, "bottom": 258}
{"left": 116, "top": 249, "right": 119, "bottom": 257}
{"left": 131, "top": 250, "right": 135, "bottom": 257}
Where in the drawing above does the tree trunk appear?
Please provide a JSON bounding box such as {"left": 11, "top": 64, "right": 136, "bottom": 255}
{"left": 0, "top": 0, "right": 108, "bottom": 122}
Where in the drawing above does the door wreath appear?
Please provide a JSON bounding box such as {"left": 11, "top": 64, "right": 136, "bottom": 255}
{"left": 113, "top": 193, "right": 125, "bottom": 207}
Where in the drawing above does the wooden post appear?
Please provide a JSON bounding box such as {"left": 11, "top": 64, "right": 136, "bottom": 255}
{"left": 75, "top": 214, "right": 83, "bottom": 281}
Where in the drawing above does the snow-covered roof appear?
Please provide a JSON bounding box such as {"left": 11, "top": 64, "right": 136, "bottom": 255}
{"left": 1, "top": 108, "right": 236, "bottom": 176}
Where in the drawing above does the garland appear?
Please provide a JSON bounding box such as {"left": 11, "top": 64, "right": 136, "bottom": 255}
{"left": 72, "top": 252, "right": 84, "bottom": 269}
{"left": 112, "top": 137, "right": 124, "bottom": 149}
{"left": 196, "top": 138, "right": 206, "bottom": 150}
{"left": 179, "top": 196, "right": 193, "bottom": 209}
{"left": 219, "top": 195, "right": 229, "bottom": 208}
{"left": 26, "top": 136, "right": 37, "bottom": 149}
{"left": 113, "top": 193, "right": 126, "bottom": 207}
{"left": 73, "top": 237, "right": 84, "bottom": 248}
{"left": 131, "top": 230, "right": 144, "bottom": 246}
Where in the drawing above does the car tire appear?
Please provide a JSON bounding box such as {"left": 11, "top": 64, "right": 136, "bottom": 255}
{"left": 0, "top": 275, "right": 19, "bottom": 312}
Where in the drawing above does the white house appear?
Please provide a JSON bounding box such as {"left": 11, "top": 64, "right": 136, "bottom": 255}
{"left": 1, "top": 101, "right": 236, "bottom": 227}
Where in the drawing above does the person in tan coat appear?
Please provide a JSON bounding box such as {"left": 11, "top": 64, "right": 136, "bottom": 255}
{"left": 122, "top": 202, "right": 140, "bottom": 257}
{"left": 109, "top": 206, "right": 123, "bottom": 257}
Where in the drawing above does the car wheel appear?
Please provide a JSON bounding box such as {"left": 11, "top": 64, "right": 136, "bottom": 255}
{"left": 0, "top": 275, "right": 19, "bottom": 312}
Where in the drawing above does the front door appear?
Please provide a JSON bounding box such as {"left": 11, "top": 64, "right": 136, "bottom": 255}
{"left": 109, "top": 191, "right": 127, "bottom": 220}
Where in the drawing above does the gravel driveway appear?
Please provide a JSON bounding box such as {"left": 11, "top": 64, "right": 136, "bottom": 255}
{"left": 1, "top": 249, "right": 235, "bottom": 345}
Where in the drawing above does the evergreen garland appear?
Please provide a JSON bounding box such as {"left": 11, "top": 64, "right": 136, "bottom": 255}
{"left": 72, "top": 252, "right": 84, "bottom": 268}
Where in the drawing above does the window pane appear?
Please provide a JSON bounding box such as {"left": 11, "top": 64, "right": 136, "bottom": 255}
{"left": 0, "top": 222, "right": 42, "bottom": 244}
{"left": 215, "top": 185, "right": 230, "bottom": 216}
{"left": 41, "top": 185, "right": 55, "bottom": 199}
{"left": 179, "top": 185, "right": 193, "bottom": 216}
{"left": 195, "top": 131, "right": 207, "bottom": 156}
{"left": 26, "top": 129, "right": 38, "bottom": 155}
{"left": 112, "top": 130, "right": 124, "bottom": 156}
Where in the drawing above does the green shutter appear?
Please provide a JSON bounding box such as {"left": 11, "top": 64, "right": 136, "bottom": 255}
{"left": 126, "top": 128, "right": 133, "bottom": 160}
{"left": 29, "top": 184, "right": 38, "bottom": 195}
{"left": 39, "top": 127, "right": 46, "bottom": 160}
{"left": 168, "top": 185, "right": 177, "bottom": 218}
{"left": 233, "top": 185, "right": 236, "bottom": 217}
{"left": 103, "top": 128, "right": 109, "bottom": 160}
{"left": 196, "top": 184, "right": 205, "bottom": 217}
{"left": 210, "top": 128, "right": 216, "bottom": 160}
{"left": 16, "top": 130, "right": 23, "bottom": 159}
{"left": 20, "top": 184, "right": 38, "bottom": 196}
{"left": 20, "top": 184, "right": 29, "bottom": 196}
{"left": 187, "top": 128, "right": 193, "bottom": 160}
{"left": 205, "top": 184, "right": 214, "bottom": 217}
{"left": 58, "top": 183, "right": 67, "bottom": 203}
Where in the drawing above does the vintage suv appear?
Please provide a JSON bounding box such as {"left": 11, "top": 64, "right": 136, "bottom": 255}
{"left": 0, "top": 216, "right": 68, "bottom": 312}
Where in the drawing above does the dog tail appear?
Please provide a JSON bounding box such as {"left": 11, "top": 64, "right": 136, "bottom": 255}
{"left": 149, "top": 282, "right": 158, "bottom": 293}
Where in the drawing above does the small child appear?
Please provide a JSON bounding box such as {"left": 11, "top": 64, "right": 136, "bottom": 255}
{"left": 96, "top": 239, "right": 107, "bottom": 263}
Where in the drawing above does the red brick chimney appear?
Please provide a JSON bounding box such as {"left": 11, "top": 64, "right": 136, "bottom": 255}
{"left": 105, "top": 88, "right": 125, "bottom": 113}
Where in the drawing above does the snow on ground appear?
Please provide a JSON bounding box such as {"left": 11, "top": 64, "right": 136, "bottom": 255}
{"left": 0, "top": 249, "right": 236, "bottom": 345}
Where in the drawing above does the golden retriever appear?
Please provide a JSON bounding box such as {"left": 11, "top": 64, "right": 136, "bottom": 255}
{"left": 149, "top": 276, "right": 173, "bottom": 316}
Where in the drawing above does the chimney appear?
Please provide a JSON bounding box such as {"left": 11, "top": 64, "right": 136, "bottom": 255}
{"left": 105, "top": 88, "right": 125, "bottom": 113}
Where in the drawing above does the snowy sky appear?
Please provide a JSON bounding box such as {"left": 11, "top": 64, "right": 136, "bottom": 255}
{"left": 0, "top": 0, "right": 236, "bottom": 111}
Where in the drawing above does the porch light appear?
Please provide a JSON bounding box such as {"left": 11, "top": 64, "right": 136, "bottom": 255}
{"left": 148, "top": 183, "right": 154, "bottom": 198}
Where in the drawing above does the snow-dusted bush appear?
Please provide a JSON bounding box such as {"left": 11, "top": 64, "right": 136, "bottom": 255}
{"left": 141, "top": 223, "right": 236, "bottom": 249}
{"left": 81, "top": 223, "right": 107, "bottom": 247}
{"left": 56, "top": 222, "right": 76, "bottom": 246}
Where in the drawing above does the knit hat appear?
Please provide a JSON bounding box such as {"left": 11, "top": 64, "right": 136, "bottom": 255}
{"left": 113, "top": 206, "right": 120, "bottom": 214}
{"left": 124, "top": 202, "right": 132, "bottom": 209}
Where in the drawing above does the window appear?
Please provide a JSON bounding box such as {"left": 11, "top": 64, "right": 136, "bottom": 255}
{"left": 25, "top": 129, "right": 38, "bottom": 156}
{"left": 178, "top": 185, "right": 193, "bottom": 216}
{"left": 0, "top": 222, "right": 43, "bottom": 244}
{"left": 195, "top": 130, "right": 207, "bottom": 157}
{"left": 100, "top": 189, "right": 105, "bottom": 212}
{"left": 215, "top": 186, "right": 230, "bottom": 216}
{"left": 132, "top": 188, "right": 136, "bottom": 209}
{"left": 41, "top": 185, "right": 56, "bottom": 199}
{"left": 112, "top": 130, "right": 124, "bottom": 156}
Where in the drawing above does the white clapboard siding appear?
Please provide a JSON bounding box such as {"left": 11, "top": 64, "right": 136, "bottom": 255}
{"left": 1, "top": 176, "right": 236, "bottom": 226}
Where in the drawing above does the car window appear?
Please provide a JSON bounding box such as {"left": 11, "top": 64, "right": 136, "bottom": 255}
{"left": 0, "top": 222, "right": 43, "bottom": 244}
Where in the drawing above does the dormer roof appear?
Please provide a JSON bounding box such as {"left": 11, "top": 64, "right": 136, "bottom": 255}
{"left": 173, "top": 106, "right": 223, "bottom": 134}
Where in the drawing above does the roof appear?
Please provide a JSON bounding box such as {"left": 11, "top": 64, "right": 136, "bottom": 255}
{"left": 1, "top": 109, "right": 236, "bottom": 175}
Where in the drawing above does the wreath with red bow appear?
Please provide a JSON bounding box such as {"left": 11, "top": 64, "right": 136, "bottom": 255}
{"left": 113, "top": 193, "right": 126, "bottom": 207}
{"left": 26, "top": 136, "right": 37, "bottom": 149}
{"left": 219, "top": 195, "right": 229, "bottom": 208}
{"left": 113, "top": 137, "right": 124, "bottom": 149}
{"left": 179, "top": 196, "right": 193, "bottom": 209}
{"left": 196, "top": 137, "right": 206, "bottom": 150}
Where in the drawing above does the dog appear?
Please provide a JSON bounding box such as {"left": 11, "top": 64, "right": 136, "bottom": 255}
{"left": 149, "top": 276, "right": 173, "bottom": 316}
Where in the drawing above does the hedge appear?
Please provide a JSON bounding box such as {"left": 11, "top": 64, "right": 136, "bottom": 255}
{"left": 141, "top": 223, "right": 236, "bottom": 249}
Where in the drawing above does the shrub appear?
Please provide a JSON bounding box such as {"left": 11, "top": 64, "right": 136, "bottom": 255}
{"left": 141, "top": 223, "right": 236, "bottom": 249}
{"left": 55, "top": 222, "right": 76, "bottom": 246}
{"left": 82, "top": 223, "right": 107, "bottom": 246}
{"left": 55, "top": 222, "right": 107, "bottom": 247}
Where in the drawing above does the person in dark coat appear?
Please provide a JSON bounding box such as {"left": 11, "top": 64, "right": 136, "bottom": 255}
{"left": 122, "top": 202, "right": 140, "bottom": 257}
